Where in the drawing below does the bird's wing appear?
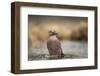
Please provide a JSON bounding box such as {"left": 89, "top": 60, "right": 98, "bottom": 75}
{"left": 55, "top": 39, "right": 63, "bottom": 51}
{"left": 55, "top": 40, "right": 64, "bottom": 56}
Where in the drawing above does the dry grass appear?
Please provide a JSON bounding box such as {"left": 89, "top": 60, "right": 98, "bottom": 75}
{"left": 70, "top": 25, "right": 88, "bottom": 41}
{"left": 28, "top": 25, "right": 88, "bottom": 48}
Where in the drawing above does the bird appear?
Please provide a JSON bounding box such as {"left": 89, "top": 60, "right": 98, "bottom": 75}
{"left": 47, "top": 30, "right": 64, "bottom": 59}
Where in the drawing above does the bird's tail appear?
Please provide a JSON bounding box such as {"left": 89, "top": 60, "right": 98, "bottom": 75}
{"left": 61, "top": 52, "right": 64, "bottom": 58}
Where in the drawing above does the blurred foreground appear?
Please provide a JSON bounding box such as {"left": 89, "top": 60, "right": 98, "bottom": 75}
{"left": 28, "top": 40, "right": 87, "bottom": 60}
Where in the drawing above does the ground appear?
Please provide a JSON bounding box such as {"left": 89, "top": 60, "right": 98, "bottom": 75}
{"left": 28, "top": 40, "right": 88, "bottom": 61}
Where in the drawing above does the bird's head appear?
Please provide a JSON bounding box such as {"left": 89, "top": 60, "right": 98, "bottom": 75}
{"left": 49, "top": 30, "right": 58, "bottom": 36}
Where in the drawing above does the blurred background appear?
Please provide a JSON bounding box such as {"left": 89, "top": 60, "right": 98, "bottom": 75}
{"left": 28, "top": 15, "right": 88, "bottom": 60}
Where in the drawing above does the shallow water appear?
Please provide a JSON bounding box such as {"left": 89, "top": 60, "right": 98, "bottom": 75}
{"left": 28, "top": 40, "right": 88, "bottom": 61}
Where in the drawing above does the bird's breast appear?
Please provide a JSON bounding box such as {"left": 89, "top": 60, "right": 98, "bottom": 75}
{"left": 47, "top": 37, "right": 61, "bottom": 50}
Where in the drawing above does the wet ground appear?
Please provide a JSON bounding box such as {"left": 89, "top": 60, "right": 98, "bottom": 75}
{"left": 28, "top": 40, "right": 88, "bottom": 61}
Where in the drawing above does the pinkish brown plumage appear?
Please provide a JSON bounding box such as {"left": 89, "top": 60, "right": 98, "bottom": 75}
{"left": 47, "top": 31, "right": 64, "bottom": 59}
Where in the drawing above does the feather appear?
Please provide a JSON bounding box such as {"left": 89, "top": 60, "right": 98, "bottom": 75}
{"left": 47, "top": 35, "right": 64, "bottom": 59}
